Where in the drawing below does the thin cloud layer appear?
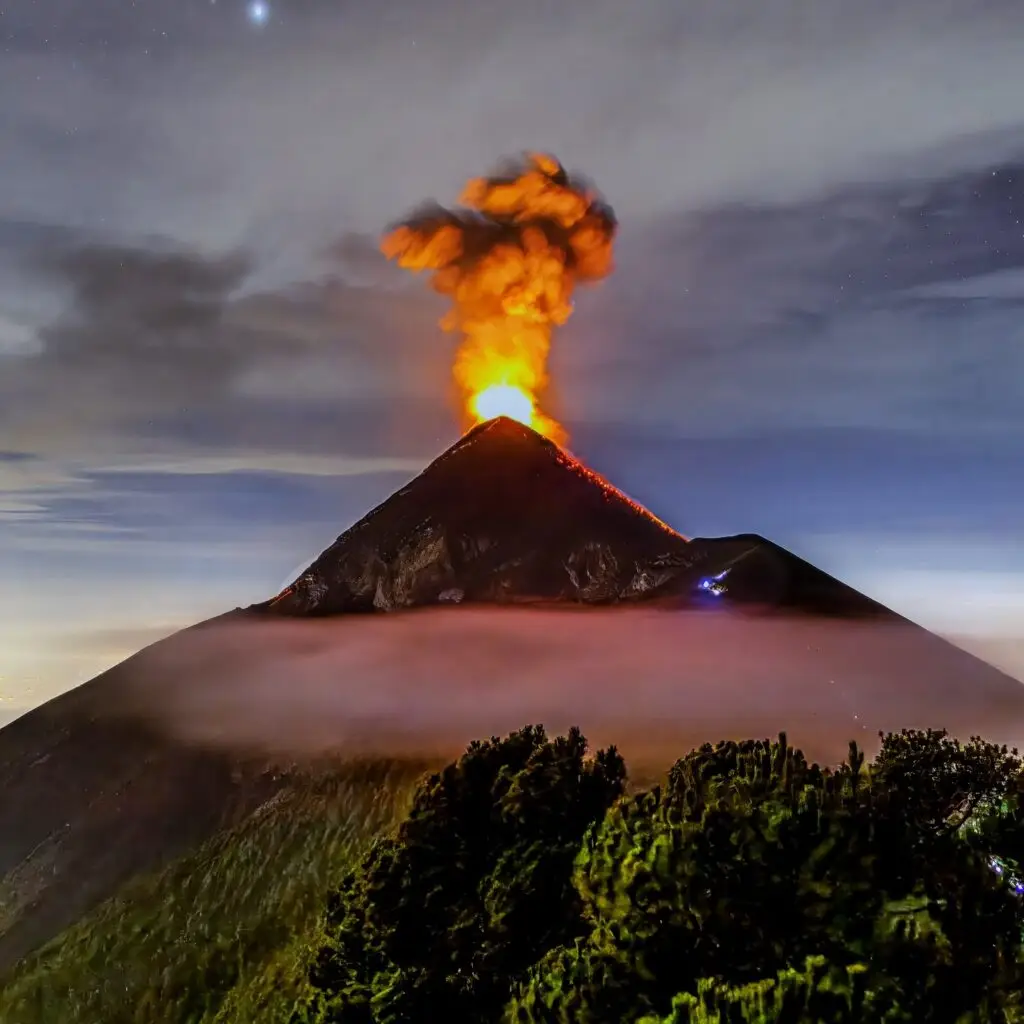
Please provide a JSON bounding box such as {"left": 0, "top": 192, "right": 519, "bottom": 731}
{"left": 112, "top": 606, "right": 1024, "bottom": 768}
{"left": 3, "top": 0, "right": 1024, "bottom": 244}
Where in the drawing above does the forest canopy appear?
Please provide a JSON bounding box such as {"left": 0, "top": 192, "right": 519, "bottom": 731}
{"left": 299, "top": 726, "right": 1024, "bottom": 1024}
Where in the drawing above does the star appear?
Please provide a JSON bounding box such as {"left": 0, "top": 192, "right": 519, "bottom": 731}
{"left": 246, "top": 1, "right": 270, "bottom": 27}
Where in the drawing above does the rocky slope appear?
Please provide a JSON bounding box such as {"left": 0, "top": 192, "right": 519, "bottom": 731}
{"left": 258, "top": 416, "right": 886, "bottom": 619}
{"left": 259, "top": 416, "right": 697, "bottom": 614}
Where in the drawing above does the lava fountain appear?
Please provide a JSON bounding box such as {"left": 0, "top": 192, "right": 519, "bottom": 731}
{"left": 380, "top": 153, "right": 617, "bottom": 443}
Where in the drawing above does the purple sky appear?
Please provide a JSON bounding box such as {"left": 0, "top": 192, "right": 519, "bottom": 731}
{"left": 2, "top": 0, "right": 1023, "bottom": 724}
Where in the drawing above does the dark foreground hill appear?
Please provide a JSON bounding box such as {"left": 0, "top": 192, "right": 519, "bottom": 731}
{"left": 1, "top": 416, "right": 1023, "bottom": 977}
{"left": 4, "top": 726, "right": 1024, "bottom": 1024}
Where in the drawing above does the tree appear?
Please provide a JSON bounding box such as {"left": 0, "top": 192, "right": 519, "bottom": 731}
{"left": 302, "top": 726, "right": 626, "bottom": 1024}
{"left": 871, "top": 728, "right": 1020, "bottom": 836}
{"left": 636, "top": 957, "right": 912, "bottom": 1024}
{"left": 302, "top": 726, "right": 1024, "bottom": 1024}
{"left": 509, "top": 732, "right": 1024, "bottom": 1024}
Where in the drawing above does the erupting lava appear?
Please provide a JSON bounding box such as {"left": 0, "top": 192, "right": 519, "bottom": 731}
{"left": 470, "top": 383, "right": 534, "bottom": 426}
{"left": 380, "top": 153, "right": 617, "bottom": 442}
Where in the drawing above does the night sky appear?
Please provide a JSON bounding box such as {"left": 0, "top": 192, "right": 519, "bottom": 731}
{"left": 2, "top": 0, "right": 1023, "bottom": 724}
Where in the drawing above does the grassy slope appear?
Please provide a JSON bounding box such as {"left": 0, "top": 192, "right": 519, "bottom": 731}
{"left": 0, "top": 758, "right": 433, "bottom": 1024}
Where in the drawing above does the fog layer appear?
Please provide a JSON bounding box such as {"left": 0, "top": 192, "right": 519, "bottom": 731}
{"left": 110, "top": 605, "right": 1024, "bottom": 769}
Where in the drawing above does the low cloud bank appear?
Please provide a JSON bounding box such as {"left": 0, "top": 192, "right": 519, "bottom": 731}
{"left": 110, "top": 605, "right": 1024, "bottom": 770}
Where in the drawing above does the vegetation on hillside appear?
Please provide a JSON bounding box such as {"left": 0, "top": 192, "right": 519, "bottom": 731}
{"left": 302, "top": 727, "right": 1024, "bottom": 1024}
{"left": 0, "top": 759, "right": 431, "bottom": 1024}
{"left": 4, "top": 726, "right": 1024, "bottom": 1024}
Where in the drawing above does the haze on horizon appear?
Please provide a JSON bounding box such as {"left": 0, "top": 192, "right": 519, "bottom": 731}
{"left": 2, "top": 0, "right": 1024, "bottom": 726}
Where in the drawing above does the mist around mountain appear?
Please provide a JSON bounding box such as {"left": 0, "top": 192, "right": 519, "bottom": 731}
{"left": 2, "top": 592, "right": 1022, "bottom": 990}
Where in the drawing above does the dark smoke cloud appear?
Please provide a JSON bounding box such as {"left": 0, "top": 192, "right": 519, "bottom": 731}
{"left": 0, "top": 231, "right": 452, "bottom": 466}
{"left": 382, "top": 153, "right": 617, "bottom": 285}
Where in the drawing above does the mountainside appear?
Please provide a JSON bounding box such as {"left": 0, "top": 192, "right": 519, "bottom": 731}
{"left": 259, "top": 416, "right": 885, "bottom": 619}
{"left": 0, "top": 758, "right": 426, "bottom": 1024}
{"left": 260, "top": 416, "right": 695, "bottom": 614}
{"left": 0, "top": 631, "right": 287, "bottom": 974}
{"left": 2, "top": 416, "right": 1023, "bottom": 978}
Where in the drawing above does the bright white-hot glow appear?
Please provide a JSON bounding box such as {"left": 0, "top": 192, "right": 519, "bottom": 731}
{"left": 247, "top": 1, "right": 269, "bottom": 26}
{"left": 469, "top": 384, "right": 535, "bottom": 428}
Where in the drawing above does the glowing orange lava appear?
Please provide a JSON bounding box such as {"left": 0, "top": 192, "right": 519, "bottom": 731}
{"left": 470, "top": 383, "right": 535, "bottom": 426}
{"left": 379, "top": 153, "right": 616, "bottom": 448}
{"left": 463, "top": 381, "right": 562, "bottom": 442}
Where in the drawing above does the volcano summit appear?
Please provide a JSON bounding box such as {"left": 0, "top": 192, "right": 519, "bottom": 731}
{"left": 262, "top": 417, "right": 695, "bottom": 614}
{"left": 259, "top": 416, "right": 886, "bottom": 620}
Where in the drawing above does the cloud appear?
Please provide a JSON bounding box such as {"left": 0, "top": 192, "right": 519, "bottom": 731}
{"left": 0, "top": 232, "right": 451, "bottom": 545}
{"left": 0, "top": 457, "right": 94, "bottom": 515}
{"left": 0, "top": 233, "right": 453, "bottom": 456}
{"left": 3, "top": 150, "right": 1024, "bottom": 557}
{"left": 907, "top": 267, "right": 1024, "bottom": 301}
{"left": 0, "top": 448, "right": 427, "bottom": 548}
{"left": 2, "top": 13, "right": 1023, "bottom": 476}
{"left": 3, "top": 0, "right": 1024, "bottom": 252}
{"left": 110, "top": 606, "right": 1024, "bottom": 770}
{"left": 555, "top": 157, "right": 1024, "bottom": 437}
{"left": 0, "top": 313, "right": 37, "bottom": 355}
{"left": 91, "top": 453, "right": 429, "bottom": 478}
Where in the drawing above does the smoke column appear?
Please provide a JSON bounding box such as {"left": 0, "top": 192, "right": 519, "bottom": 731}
{"left": 380, "top": 153, "right": 617, "bottom": 443}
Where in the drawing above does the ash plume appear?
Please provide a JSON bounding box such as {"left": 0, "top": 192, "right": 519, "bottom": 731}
{"left": 380, "top": 153, "right": 617, "bottom": 441}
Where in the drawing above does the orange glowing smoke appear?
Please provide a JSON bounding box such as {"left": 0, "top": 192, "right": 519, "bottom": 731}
{"left": 380, "top": 153, "right": 617, "bottom": 442}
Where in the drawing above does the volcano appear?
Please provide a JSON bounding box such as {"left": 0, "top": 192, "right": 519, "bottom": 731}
{"left": 259, "top": 415, "right": 886, "bottom": 619}
{"left": 261, "top": 416, "right": 695, "bottom": 614}
{"left": 1, "top": 416, "right": 1023, "bottom": 975}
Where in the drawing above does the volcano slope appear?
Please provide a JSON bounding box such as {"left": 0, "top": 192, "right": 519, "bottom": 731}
{"left": 2, "top": 415, "right": 1023, "bottom": 977}
{"left": 259, "top": 415, "right": 699, "bottom": 612}
{"left": 258, "top": 417, "right": 887, "bottom": 618}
